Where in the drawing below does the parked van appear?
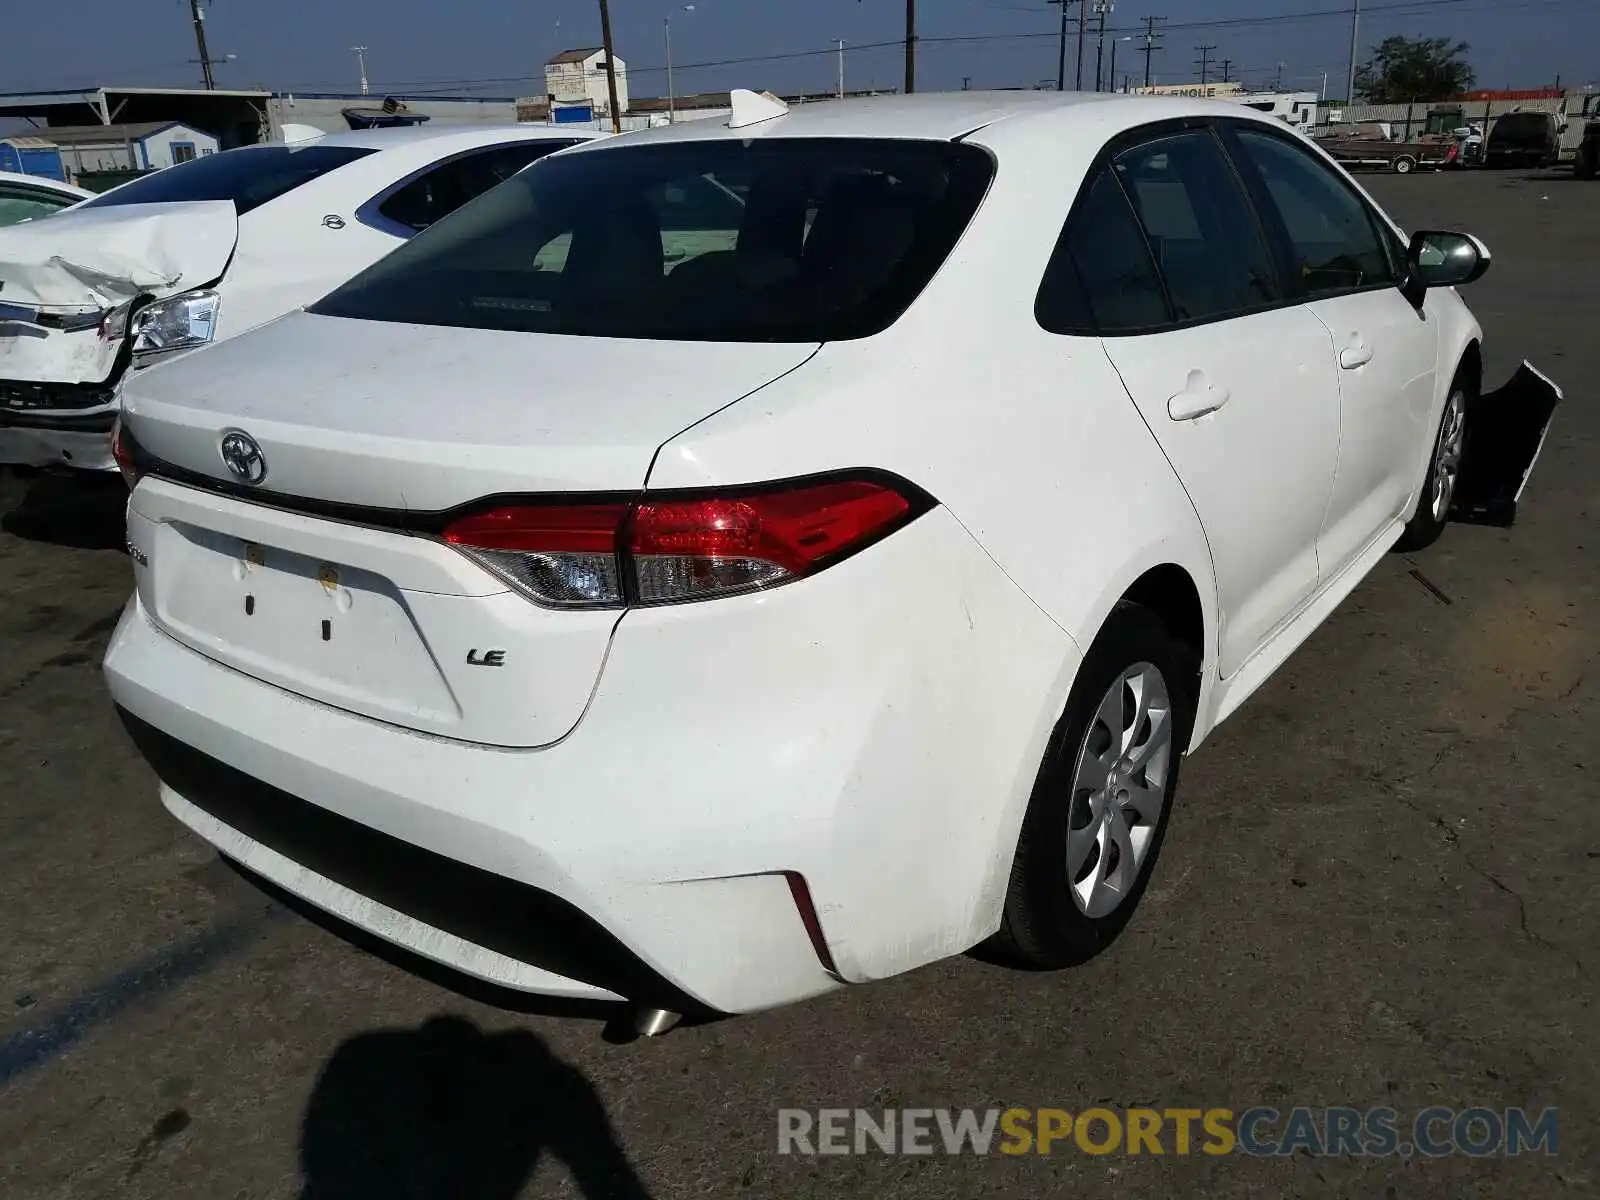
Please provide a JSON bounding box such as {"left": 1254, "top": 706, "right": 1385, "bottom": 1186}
{"left": 1484, "top": 110, "right": 1563, "bottom": 168}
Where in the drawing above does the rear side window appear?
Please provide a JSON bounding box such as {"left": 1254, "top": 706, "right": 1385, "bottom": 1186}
{"left": 79, "top": 145, "right": 375, "bottom": 215}
{"left": 310, "top": 138, "right": 995, "bottom": 342}
{"left": 1113, "top": 131, "right": 1281, "bottom": 323}
{"left": 1037, "top": 170, "right": 1169, "bottom": 334}
{"left": 375, "top": 142, "right": 579, "bottom": 233}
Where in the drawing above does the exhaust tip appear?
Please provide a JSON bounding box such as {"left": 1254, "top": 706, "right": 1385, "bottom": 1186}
{"left": 632, "top": 1007, "right": 682, "bottom": 1038}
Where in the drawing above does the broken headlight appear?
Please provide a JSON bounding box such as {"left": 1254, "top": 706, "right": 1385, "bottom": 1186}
{"left": 131, "top": 290, "right": 220, "bottom": 357}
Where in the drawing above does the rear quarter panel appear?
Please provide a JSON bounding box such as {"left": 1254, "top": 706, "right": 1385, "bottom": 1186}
{"left": 648, "top": 108, "right": 1219, "bottom": 688}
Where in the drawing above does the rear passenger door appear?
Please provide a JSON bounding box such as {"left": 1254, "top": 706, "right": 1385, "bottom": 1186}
{"left": 1054, "top": 127, "right": 1342, "bottom": 678}
{"left": 1223, "top": 124, "right": 1438, "bottom": 579}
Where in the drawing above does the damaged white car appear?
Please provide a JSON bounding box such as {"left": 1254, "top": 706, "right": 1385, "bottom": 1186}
{"left": 0, "top": 124, "right": 598, "bottom": 471}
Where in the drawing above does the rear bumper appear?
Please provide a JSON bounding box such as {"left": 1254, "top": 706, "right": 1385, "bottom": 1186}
{"left": 104, "top": 504, "right": 1079, "bottom": 1013}
{"left": 0, "top": 405, "right": 117, "bottom": 470}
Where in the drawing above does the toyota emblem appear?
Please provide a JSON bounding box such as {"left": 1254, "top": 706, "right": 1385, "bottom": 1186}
{"left": 219, "top": 430, "right": 267, "bottom": 485}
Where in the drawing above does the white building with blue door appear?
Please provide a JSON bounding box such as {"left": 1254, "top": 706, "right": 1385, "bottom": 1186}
{"left": 26, "top": 121, "right": 219, "bottom": 181}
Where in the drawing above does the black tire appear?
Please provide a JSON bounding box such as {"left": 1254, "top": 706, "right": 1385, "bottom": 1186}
{"left": 993, "top": 602, "right": 1198, "bottom": 969}
{"left": 1393, "top": 155, "right": 1416, "bottom": 174}
{"left": 1394, "top": 369, "right": 1474, "bottom": 553}
{"left": 1578, "top": 151, "right": 1597, "bottom": 180}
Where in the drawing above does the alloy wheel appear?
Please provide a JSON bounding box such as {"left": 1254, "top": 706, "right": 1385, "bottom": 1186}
{"left": 1065, "top": 663, "right": 1174, "bottom": 918}
{"left": 1430, "top": 389, "right": 1468, "bottom": 523}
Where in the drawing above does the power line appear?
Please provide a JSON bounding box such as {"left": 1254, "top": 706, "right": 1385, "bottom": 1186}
{"left": 270, "top": 0, "right": 1587, "bottom": 98}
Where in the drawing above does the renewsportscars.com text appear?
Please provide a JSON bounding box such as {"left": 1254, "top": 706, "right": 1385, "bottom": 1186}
{"left": 777, "top": 1106, "right": 1558, "bottom": 1158}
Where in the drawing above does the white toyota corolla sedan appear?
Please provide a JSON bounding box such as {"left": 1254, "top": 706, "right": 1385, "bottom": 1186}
{"left": 0, "top": 124, "right": 597, "bottom": 471}
{"left": 104, "top": 91, "right": 1559, "bottom": 1024}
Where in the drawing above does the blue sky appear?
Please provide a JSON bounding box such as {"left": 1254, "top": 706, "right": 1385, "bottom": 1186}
{"left": 5, "top": 0, "right": 1595, "bottom": 101}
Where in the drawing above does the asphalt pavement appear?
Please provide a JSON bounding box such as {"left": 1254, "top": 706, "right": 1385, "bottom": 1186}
{"left": 0, "top": 168, "right": 1595, "bottom": 1199}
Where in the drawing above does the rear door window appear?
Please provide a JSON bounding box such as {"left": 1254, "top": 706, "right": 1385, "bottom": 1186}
{"left": 78, "top": 145, "right": 375, "bottom": 214}
{"left": 375, "top": 141, "right": 580, "bottom": 233}
{"left": 311, "top": 138, "right": 995, "bottom": 342}
{"left": 1113, "top": 131, "right": 1281, "bottom": 323}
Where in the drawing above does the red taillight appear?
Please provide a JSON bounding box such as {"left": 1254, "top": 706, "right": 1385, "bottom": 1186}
{"left": 629, "top": 480, "right": 912, "bottom": 604}
{"left": 440, "top": 476, "right": 921, "bottom": 608}
{"left": 110, "top": 419, "right": 142, "bottom": 489}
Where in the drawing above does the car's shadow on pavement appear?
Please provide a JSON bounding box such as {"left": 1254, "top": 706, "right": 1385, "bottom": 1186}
{"left": 299, "top": 1015, "right": 654, "bottom": 1200}
{"left": 0, "top": 468, "right": 126, "bottom": 551}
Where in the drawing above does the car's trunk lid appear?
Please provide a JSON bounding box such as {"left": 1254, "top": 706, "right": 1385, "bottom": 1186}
{"left": 121, "top": 309, "right": 818, "bottom": 506}
{"left": 0, "top": 200, "right": 237, "bottom": 386}
{"left": 121, "top": 312, "right": 818, "bottom": 746}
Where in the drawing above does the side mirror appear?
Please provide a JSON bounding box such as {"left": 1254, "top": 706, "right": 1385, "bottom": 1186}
{"left": 1404, "top": 230, "right": 1491, "bottom": 302}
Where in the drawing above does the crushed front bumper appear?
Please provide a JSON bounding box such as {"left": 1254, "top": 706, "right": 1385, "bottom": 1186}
{"left": 0, "top": 401, "right": 118, "bottom": 470}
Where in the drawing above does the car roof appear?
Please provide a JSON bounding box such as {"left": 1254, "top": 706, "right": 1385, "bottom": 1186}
{"left": 571, "top": 90, "right": 1284, "bottom": 150}
{"left": 305, "top": 124, "right": 603, "bottom": 153}
{"left": 0, "top": 169, "right": 91, "bottom": 198}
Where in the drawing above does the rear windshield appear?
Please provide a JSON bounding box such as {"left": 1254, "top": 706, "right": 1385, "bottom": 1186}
{"left": 79, "top": 145, "right": 375, "bottom": 215}
{"left": 309, "top": 138, "right": 995, "bottom": 342}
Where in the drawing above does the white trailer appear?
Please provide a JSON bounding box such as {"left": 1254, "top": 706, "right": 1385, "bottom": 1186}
{"left": 1228, "top": 92, "right": 1321, "bottom": 130}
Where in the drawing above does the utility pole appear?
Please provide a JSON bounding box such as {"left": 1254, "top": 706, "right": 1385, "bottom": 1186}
{"left": 352, "top": 45, "right": 370, "bottom": 96}
{"left": 1194, "top": 43, "right": 1215, "bottom": 87}
{"left": 904, "top": 0, "right": 917, "bottom": 94}
{"left": 1093, "top": 2, "right": 1113, "bottom": 93}
{"left": 596, "top": 0, "right": 621, "bottom": 134}
{"left": 189, "top": 0, "right": 215, "bottom": 90}
{"left": 838, "top": 40, "right": 845, "bottom": 100}
{"left": 1050, "top": 0, "right": 1071, "bottom": 91}
{"left": 1140, "top": 15, "right": 1165, "bottom": 89}
{"left": 1219, "top": 58, "right": 1234, "bottom": 84}
{"left": 1346, "top": 0, "right": 1360, "bottom": 103}
{"left": 665, "top": 18, "right": 675, "bottom": 123}
{"left": 1076, "top": 0, "right": 1088, "bottom": 89}
{"left": 1108, "top": 37, "right": 1131, "bottom": 94}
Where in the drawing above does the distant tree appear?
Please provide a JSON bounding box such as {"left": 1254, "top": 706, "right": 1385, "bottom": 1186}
{"left": 1354, "top": 36, "right": 1475, "bottom": 102}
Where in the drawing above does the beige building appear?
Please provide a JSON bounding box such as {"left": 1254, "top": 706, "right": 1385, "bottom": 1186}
{"left": 544, "top": 48, "right": 629, "bottom": 118}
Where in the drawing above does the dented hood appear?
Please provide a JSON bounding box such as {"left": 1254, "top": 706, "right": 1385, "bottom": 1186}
{"left": 0, "top": 200, "right": 236, "bottom": 309}
{"left": 0, "top": 200, "right": 237, "bottom": 387}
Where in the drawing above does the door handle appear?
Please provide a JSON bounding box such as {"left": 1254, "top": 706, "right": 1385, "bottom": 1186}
{"left": 1339, "top": 336, "right": 1374, "bottom": 369}
{"left": 1167, "top": 370, "right": 1231, "bottom": 421}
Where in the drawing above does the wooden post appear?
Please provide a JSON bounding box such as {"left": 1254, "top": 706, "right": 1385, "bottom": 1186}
{"left": 597, "top": 0, "right": 622, "bottom": 133}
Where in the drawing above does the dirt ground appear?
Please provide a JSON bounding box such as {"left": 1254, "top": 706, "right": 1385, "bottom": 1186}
{"left": 0, "top": 168, "right": 1595, "bottom": 1199}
